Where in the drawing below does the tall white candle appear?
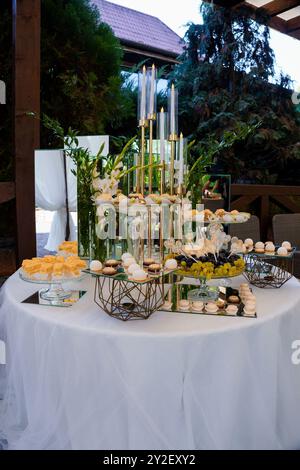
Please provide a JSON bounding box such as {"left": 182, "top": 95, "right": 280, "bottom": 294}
{"left": 149, "top": 64, "right": 155, "bottom": 117}
{"left": 140, "top": 65, "right": 147, "bottom": 121}
{"left": 170, "top": 83, "right": 175, "bottom": 136}
{"left": 178, "top": 132, "right": 184, "bottom": 185}
{"left": 159, "top": 108, "right": 165, "bottom": 162}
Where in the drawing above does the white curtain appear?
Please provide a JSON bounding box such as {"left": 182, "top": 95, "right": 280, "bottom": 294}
{"left": 35, "top": 137, "right": 109, "bottom": 252}
{"left": 35, "top": 150, "right": 77, "bottom": 252}
{"left": 72, "top": 135, "right": 109, "bottom": 157}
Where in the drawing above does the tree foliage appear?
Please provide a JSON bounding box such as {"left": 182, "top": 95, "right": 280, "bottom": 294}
{"left": 41, "top": 0, "right": 123, "bottom": 146}
{"left": 171, "top": 2, "right": 300, "bottom": 184}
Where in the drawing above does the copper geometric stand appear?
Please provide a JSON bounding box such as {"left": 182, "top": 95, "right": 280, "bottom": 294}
{"left": 243, "top": 253, "right": 294, "bottom": 288}
{"left": 94, "top": 275, "right": 165, "bottom": 321}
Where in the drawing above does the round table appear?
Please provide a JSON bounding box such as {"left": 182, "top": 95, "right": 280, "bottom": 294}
{"left": 1, "top": 271, "right": 300, "bottom": 450}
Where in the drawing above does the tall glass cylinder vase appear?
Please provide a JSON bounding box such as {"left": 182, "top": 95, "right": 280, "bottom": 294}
{"left": 77, "top": 200, "right": 94, "bottom": 260}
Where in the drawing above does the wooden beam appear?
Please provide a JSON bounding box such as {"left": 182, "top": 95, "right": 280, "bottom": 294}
{"left": 231, "top": 194, "right": 259, "bottom": 210}
{"left": 287, "top": 15, "right": 300, "bottom": 32}
{"left": 13, "top": 0, "right": 40, "bottom": 265}
{"left": 231, "top": 184, "right": 300, "bottom": 196}
{"left": 289, "top": 28, "right": 300, "bottom": 39}
{"left": 210, "top": 0, "right": 244, "bottom": 6}
{"left": 0, "top": 182, "right": 15, "bottom": 204}
{"left": 260, "top": 0, "right": 300, "bottom": 17}
{"left": 268, "top": 16, "right": 288, "bottom": 34}
{"left": 271, "top": 195, "right": 300, "bottom": 213}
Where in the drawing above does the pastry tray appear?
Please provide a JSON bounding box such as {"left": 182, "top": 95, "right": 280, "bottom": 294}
{"left": 246, "top": 247, "right": 296, "bottom": 259}
{"left": 160, "top": 282, "right": 257, "bottom": 318}
{"left": 83, "top": 268, "right": 176, "bottom": 285}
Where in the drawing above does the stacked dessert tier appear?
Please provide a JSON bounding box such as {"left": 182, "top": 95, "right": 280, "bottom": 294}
{"left": 88, "top": 253, "right": 177, "bottom": 283}
{"left": 21, "top": 255, "right": 86, "bottom": 281}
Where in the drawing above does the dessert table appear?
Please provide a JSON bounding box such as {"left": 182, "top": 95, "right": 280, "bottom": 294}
{"left": 0, "top": 271, "right": 300, "bottom": 450}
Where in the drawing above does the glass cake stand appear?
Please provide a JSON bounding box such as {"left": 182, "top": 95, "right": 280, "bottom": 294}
{"left": 176, "top": 271, "right": 245, "bottom": 302}
{"left": 19, "top": 271, "right": 83, "bottom": 301}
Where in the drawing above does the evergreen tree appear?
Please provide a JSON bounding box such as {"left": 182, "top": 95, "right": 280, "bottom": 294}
{"left": 171, "top": 2, "right": 300, "bottom": 184}
{"left": 41, "top": 0, "right": 123, "bottom": 146}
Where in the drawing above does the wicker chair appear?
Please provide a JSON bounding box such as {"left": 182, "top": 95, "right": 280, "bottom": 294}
{"left": 228, "top": 215, "right": 260, "bottom": 243}
{"left": 272, "top": 214, "right": 300, "bottom": 278}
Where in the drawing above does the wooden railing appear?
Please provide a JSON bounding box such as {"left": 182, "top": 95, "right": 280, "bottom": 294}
{"left": 231, "top": 184, "right": 300, "bottom": 239}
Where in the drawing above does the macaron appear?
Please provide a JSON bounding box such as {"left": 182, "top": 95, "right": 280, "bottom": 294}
{"left": 127, "top": 263, "right": 141, "bottom": 275}
{"left": 205, "top": 302, "right": 218, "bottom": 313}
{"left": 131, "top": 269, "right": 148, "bottom": 282}
{"left": 105, "top": 259, "right": 119, "bottom": 268}
{"left": 164, "top": 258, "right": 178, "bottom": 270}
{"left": 123, "top": 257, "right": 136, "bottom": 268}
{"left": 89, "top": 260, "right": 102, "bottom": 272}
{"left": 277, "top": 246, "right": 288, "bottom": 256}
{"left": 161, "top": 301, "right": 172, "bottom": 310}
{"left": 143, "top": 258, "right": 155, "bottom": 267}
{"left": 148, "top": 263, "right": 162, "bottom": 273}
{"left": 282, "top": 241, "right": 292, "bottom": 251}
{"left": 191, "top": 301, "right": 204, "bottom": 312}
{"left": 255, "top": 241, "right": 265, "bottom": 253}
{"left": 178, "top": 300, "right": 190, "bottom": 311}
{"left": 102, "top": 267, "right": 117, "bottom": 276}
{"left": 121, "top": 253, "right": 134, "bottom": 261}
{"left": 226, "top": 304, "right": 238, "bottom": 315}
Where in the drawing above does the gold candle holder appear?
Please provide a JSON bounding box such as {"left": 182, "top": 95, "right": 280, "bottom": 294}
{"left": 160, "top": 162, "right": 165, "bottom": 195}
{"left": 148, "top": 117, "right": 156, "bottom": 194}
{"left": 159, "top": 205, "right": 164, "bottom": 263}
{"left": 147, "top": 205, "right": 152, "bottom": 258}
{"left": 138, "top": 120, "right": 148, "bottom": 195}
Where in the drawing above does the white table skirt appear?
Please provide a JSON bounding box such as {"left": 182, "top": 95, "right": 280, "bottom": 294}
{"left": 0, "top": 271, "right": 300, "bottom": 450}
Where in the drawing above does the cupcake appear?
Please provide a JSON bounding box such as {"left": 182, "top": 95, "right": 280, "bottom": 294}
{"left": 178, "top": 299, "right": 190, "bottom": 311}
{"left": 164, "top": 258, "right": 178, "bottom": 270}
{"left": 191, "top": 301, "right": 204, "bottom": 312}
{"left": 277, "top": 246, "right": 288, "bottom": 257}
{"left": 255, "top": 241, "right": 265, "bottom": 254}
{"left": 205, "top": 302, "right": 218, "bottom": 314}
{"left": 90, "top": 260, "right": 102, "bottom": 272}
{"left": 226, "top": 304, "right": 238, "bottom": 315}
{"left": 282, "top": 241, "right": 292, "bottom": 251}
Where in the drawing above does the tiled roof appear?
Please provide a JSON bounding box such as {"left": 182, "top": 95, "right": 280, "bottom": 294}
{"left": 93, "top": 0, "right": 184, "bottom": 57}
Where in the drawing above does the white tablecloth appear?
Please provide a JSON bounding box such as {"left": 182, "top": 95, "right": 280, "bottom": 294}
{"left": 0, "top": 272, "right": 300, "bottom": 450}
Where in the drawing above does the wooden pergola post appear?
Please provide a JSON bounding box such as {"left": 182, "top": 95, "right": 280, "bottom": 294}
{"left": 13, "top": 0, "right": 40, "bottom": 264}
